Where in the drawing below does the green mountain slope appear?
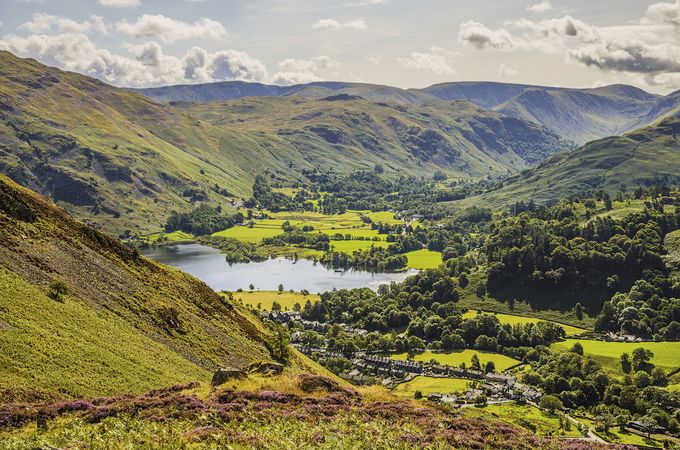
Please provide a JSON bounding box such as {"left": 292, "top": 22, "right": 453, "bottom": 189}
{"left": 137, "top": 80, "right": 677, "bottom": 145}
{"left": 457, "top": 116, "right": 680, "bottom": 208}
{"left": 0, "top": 51, "right": 570, "bottom": 233}
{"left": 0, "top": 175, "right": 274, "bottom": 402}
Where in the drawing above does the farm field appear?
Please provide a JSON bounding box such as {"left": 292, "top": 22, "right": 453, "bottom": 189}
{"left": 329, "top": 240, "right": 389, "bottom": 253}
{"left": 551, "top": 339, "right": 680, "bottom": 376}
{"left": 462, "top": 310, "right": 587, "bottom": 336}
{"left": 230, "top": 290, "right": 320, "bottom": 311}
{"left": 392, "top": 350, "right": 520, "bottom": 372}
{"left": 393, "top": 376, "right": 470, "bottom": 397}
{"left": 367, "top": 211, "right": 403, "bottom": 225}
{"left": 404, "top": 249, "right": 443, "bottom": 269}
{"left": 462, "top": 403, "right": 581, "bottom": 438}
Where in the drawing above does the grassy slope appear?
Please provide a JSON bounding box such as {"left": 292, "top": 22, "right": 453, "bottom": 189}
{"left": 453, "top": 116, "right": 680, "bottom": 208}
{"left": 0, "top": 175, "right": 276, "bottom": 401}
{"left": 551, "top": 339, "right": 680, "bottom": 376}
{"left": 393, "top": 376, "right": 471, "bottom": 396}
{"left": 462, "top": 310, "right": 587, "bottom": 336}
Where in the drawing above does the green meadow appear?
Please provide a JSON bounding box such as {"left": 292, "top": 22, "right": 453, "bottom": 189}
{"left": 393, "top": 376, "right": 470, "bottom": 397}
{"left": 551, "top": 339, "right": 680, "bottom": 376}
{"left": 404, "top": 249, "right": 443, "bottom": 269}
{"left": 392, "top": 350, "right": 520, "bottom": 372}
{"left": 231, "top": 290, "right": 321, "bottom": 311}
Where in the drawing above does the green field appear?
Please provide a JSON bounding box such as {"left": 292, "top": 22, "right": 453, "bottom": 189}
{"left": 551, "top": 339, "right": 680, "bottom": 376}
{"left": 231, "top": 290, "right": 320, "bottom": 311}
{"left": 404, "top": 249, "right": 443, "bottom": 269}
{"left": 392, "top": 350, "right": 520, "bottom": 372}
{"left": 462, "top": 403, "right": 581, "bottom": 438}
{"left": 329, "top": 240, "right": 389, "bottom": 253}
{"left": 146, "top": 230, "right": 194, "bottom": 244}
{"left": 393, "top": 376, "right": 470, "bottom": 397}
{"left": 367, "top": 211, "right": 403, "bottom": 225}
{"left": 462, "top": 310, "right": 587, "bottom": 336}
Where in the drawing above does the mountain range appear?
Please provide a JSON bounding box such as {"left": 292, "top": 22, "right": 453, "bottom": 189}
{"left": 0, "top": 51, "right": 571, "bottom": 233}
{"left": 135, "top": 80, "right": 680, "bottom": 145}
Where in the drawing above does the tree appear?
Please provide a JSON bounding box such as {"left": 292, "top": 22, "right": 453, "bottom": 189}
{"left": 414, "top": 390, "right": 423, "bottom": 400}
{"left": 595, "top": 413, "right": 615, "bottom": 433}
{"left": 470, "top": 353, "right": 481, "bottom": 370}
{"left": 575, "top": 302, "right": 583, "bottom": 321}
{"left": 270, "top": 325, "right": 290, "bottom": 363}
{"left": 374, "top": 164, "right": 384, "bottom": 174}
{"left": 48, "top": 280, "right": 69, "bottom": 302}
{"left": 603, "top": 192, "right": 613, "bottom": 211}
{"left": 651, "top": 367, "right": 667, "bottom": 386}
{"left": 249, "top": 283, "right": 255, "bottom": 292}
{"left": 615, "top": 413, "right": 630, "bottom": 431}
{"left": 570, "top": 342, "right": 584, "bottom": 355}
{"left": 637, "top": 415, "right": 658, "bottom": 438}
{"left": 278, "top": 283, "right": 284, "bottom": 294}
{"left": 539, "top": 395, "right": 563, "bottom": 414}
{"left": 459, "top": 273, "right": 469, "bottom": 288}
{"left": 620, "top": 353, "right": 632, "bottom": 374}
{"left": 484, "top": 361, "right": 496, "bottom": 373}
{"left": 632, "top": 347, "right": 654, "bottom": 371}
{"left": 271, "top": 301, "right": 282, "bottom": 312}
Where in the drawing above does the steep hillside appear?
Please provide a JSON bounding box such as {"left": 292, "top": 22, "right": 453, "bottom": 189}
{"left": 457, "top": 116, "right": 680, "bottom": 207}
{"left": 137, "top": 80, "right": 678, "bottom": 145}
{"left": 495, "top": 85, "right": 661, "bottom": 144}
{"left": 0, "top": 175, "right": 275, "bottom": 402}
{"left": 175, "top": 96, "right": 570, "bottom": 175}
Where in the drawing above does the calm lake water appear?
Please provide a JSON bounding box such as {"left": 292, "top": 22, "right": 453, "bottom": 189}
{"left": 142, "top": 243, "right": 417, "bottom": 292}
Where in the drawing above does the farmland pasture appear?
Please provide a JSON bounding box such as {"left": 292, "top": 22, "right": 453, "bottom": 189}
{"left": 393, "top": 376, "right": 470, "bottom": 397}
{"left": 392, "top": 350, "right": 520, "bottom": 372}
{"left": 367, "top": 211, "right": 403, "bottom": 225}
{"left": 462, "top": 310, "right": 587, "bottom": 336}
{"left": 551, "top": 339, "right": 680, "bottom": 376}
{"left": 404, "top": 249, "right": 443, "bottom": 269}
{"left": 230, "top": 290, "right": 320, "bottom": 311}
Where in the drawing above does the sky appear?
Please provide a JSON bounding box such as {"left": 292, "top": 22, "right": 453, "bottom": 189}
{"left": 1, "top": 0, "right": 679, "bottom": 93}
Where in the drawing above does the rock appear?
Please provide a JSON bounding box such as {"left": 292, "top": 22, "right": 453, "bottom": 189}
{"left": 248, "top": 361, "right": 284, "bottom": 375}
{"left": 211, "top": 367, "right": 245, "bottom": 387}
{"left": 298, "top": 374, "right": 341, "bottom": 393}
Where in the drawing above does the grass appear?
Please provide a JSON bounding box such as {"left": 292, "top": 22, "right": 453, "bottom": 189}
{"left": 146, "top": 230, "right": 194, "bottom": 243}
{"left": 404, "top": 249, "right": 443, "bottom": 270}
{"left": 551, "top": 339, "right": 680, "bottom": 376}
{"left": 329, "top": 240, "right": 389, "bottom": 253}
{"left": 462, "top": 310, "right": 587, "bottom": 336}
{"left": 231, "top": 290, "right": 320, "bottom": 311}
{"left": 577, "top": 416, "right": 662, "bottom": 448}
{"left": 212, "top": 225, "right": 283, "bottom": 243}
{"left": 461, "top": 403, "right": 581, "bottom": 438}
{"left": 392, "top": 350, "right": 520, "bottom": 372}
{"left": 0, "top": 267, "right": 207, "bottom": 400}
{"left": 367, "top": 211, "right": 403, "bottom": 225}
{"left": 393, "top": 376, "right": 470, "bottom": 397}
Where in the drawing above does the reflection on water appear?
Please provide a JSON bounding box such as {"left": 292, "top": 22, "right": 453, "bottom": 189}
{"left": 142, "top": 243, "right": 416, "bottom": 293}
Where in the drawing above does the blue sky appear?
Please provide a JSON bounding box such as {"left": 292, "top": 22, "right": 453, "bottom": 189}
{"left": 1, "top": 0, "right": 678, "bottom": 93}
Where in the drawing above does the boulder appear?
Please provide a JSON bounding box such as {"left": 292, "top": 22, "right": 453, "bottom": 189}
{"left": 211, "top": 367, "right": 245, "bottom": 387}
{"left": 248, "top": 361, "right": 284, "bottom": 375}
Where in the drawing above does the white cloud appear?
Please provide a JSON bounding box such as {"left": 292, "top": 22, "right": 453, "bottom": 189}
{"left": 0, "top": 33, "right": 266, "bottom": 87}
{"left": 458, "top": 2, "right": 680, "bottom": 81}
{"left": 498, "top": 63, "right": 519, "bottom": 77}
{"left": 458, "top": 20, "right": 516, "bottom": 50}
{"left": 526, "top": 1, "right": 552, "bottom": 13}
{"left": 366, "top": 56, "right": 381, "bottom": 65}
{"left": 98, "top": 0, "right": 140, "bottom": 7}
{"left": 312, "top": 18, "right": 367, "bottom": 31}
{"left": 21, "top": 13, "right": 109, "bottom": 35}
{"left": 398, "top": 47, "right": 455, "bottom": 75}
{"left": 272, "top": 56, "right": 339, "bottom": 85}
{"left": 116, "top": 14, "right": 227, "bottom": 42}
{"left": 344, "top": 0, "right": 387, "bottom": 5}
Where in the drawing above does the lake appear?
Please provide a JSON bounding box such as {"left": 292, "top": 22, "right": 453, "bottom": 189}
{"left": 142, "top": 243, "right": 417, "bottom": 293}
